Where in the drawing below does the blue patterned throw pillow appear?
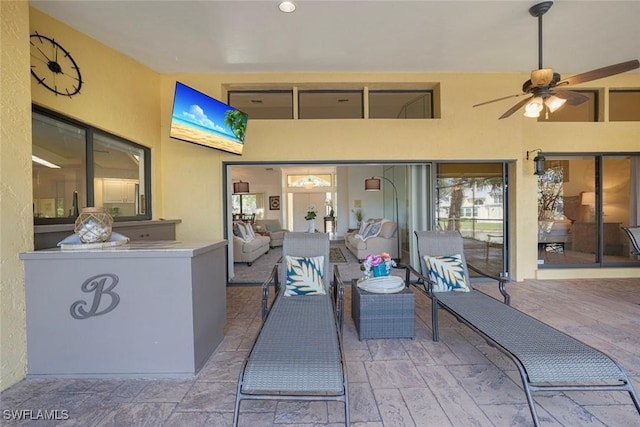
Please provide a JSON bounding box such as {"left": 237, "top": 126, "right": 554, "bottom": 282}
{"left": 424, "top": 254, "right": 470, "bottom": 292}
{"left": 284, "top": 255, "right": 326, "bottom": 296}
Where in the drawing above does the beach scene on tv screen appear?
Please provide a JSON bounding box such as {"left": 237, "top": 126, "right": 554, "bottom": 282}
{"left": 170, "top": 82, "right": 247, "bottom": 155}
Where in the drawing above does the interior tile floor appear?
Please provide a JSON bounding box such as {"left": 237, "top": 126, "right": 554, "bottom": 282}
{"left": 2, "top": 278, "right": 640, "bottom": 426}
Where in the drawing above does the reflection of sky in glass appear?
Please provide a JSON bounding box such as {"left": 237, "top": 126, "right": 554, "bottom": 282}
{"left": 171, "top": 82, "right": 246, "bottom": 140}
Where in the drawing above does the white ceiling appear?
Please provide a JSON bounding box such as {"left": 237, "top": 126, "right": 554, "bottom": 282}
{"left": 30, "top": 1, "right": 639, "bottom": 77}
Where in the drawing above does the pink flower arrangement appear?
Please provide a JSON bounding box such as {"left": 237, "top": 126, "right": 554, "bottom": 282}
{"left": 362, "top": 252, "right": 396, "bottom": 279}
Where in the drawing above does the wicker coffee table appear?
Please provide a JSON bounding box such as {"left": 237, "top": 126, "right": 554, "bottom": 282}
{"left": 351, "top": 279, "right": 415, "bottom": 340}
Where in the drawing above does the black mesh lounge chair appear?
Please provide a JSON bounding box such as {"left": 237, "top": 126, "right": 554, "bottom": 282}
{"left": 233, "top": 232, "right": 348, "bottom": 426}
{"left": 405, "top": 230, "right": 640, "bottom": 427}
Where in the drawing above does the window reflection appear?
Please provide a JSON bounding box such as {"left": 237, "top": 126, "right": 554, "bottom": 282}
{"left": 537, "top": 155, "right": 639, "bottom": 266}
{"left": 32, "top": 112, "right": 86, "bottom": 219}
{"left": 435, "top": 163, "right": 507, "bottom": 277}
{"left": 93, "top": 134, "right": 146, "bottom": 217}
{"left": 32, "top": 107, "right": 151, "bottom": 224}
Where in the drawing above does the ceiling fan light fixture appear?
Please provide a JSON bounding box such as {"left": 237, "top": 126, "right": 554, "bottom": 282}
{"left": 545, "top": 95, "right": 566, "bottom": 113}
{"left": 523, "top": 97, "right": 544, "bottom": 118}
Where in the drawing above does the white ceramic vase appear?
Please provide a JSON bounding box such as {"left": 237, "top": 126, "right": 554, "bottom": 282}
{"left": 307, "top": 219, "right": 315, "bottom": 233}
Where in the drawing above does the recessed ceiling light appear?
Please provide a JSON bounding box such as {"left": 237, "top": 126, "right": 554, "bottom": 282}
{"left": 278, "top": 1, "right": 296, "bottom": 13}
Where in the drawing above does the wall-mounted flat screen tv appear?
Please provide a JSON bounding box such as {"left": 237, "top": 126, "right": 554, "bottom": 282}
{"left": 170, "top": 81, "right": 248, "bottom": 155}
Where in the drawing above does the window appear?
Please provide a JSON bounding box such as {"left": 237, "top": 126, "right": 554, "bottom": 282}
{"left": 231, "top": 193, "right": 265, "bottom": 219}
{"left": 287, "top": 174, "right": 333, "bottom": 188}
{"left": 542, "top": 90, "right": 599, "bottom": 122}
{"left": 610, "top": 90, "right": 640, "bottom": 121}
{"left": 369, "top": 90, "right": 433, "bottom": 118}
{"left": 537, "top": 154, "right": 640, "bottom": 267}
{"left": 461, "top": 207, "right": 479, "bottom": 217}
{"left": 225, "top": 83, "right": 439, "bottom": 120}
{"left": 94, "top": 134, "right": 147, "bottom": 217}
{"left": 298, "top": 90, "right": 363, "bottom": 119}
{"left": 232, "top": 194, "right": 257, "bottom": 215}
{"left": 32, "top": 106, "right": 151, "bottom": 224}
{"left": 228, "top": 90, "right": 293, "bottom": 119}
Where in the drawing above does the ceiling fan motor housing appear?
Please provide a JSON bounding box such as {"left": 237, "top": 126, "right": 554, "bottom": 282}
{"left": 522, "top": 71, "right": 560, "bottom": 93}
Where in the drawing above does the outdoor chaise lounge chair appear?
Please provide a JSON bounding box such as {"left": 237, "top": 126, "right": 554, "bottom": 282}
{"left": 233, "top": 232, "right": 349, "bottom": 426}
{"left": 405, "top": 230, "right": 640, "bottom": 426}
{"left": 622, "top": 226, "right": 640, "bottom": 258}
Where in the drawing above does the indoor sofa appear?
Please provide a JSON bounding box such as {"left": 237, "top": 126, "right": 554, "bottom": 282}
{"left": 345, "top": 218, "right": 398, "bottom": 260}
{"left": 233, "top": 221, "right": 270, "bottom": 266}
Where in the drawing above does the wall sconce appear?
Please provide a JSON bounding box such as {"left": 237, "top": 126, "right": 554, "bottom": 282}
{"left": 365, "top": 176, "right": 400, "bottom": 261}
{"left": 232, "top": 180, "right": 250, "bottom": 194}
{"left": 526, "top": 149, "right": 546, "bottom": 175}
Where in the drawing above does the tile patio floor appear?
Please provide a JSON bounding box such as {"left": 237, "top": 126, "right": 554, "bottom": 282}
{"left": 2, "top": 278, "right": 640, "bottom": 426}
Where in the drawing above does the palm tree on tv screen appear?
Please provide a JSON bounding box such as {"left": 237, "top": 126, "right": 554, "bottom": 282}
{"left": 224, "top": 110, "right": 247, "bottom": 141}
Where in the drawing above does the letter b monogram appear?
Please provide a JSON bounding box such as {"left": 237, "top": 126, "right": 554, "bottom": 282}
{"left": 70, "top": 273, "right": 120, "bottom": 319}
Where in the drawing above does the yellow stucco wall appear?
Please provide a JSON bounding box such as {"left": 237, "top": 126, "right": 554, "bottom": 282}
{"left": 159, "top": 74, "right": 640, "bottom": 282}
{"left": 1, "top": 7, "right": 161, "bottom": 391}
{"left": 29, "top": 7, "right": 163, "bottom": 215}
{"left": 1, "top": 5, "right": 638, "bottom": 391}
{"left": 1, "top": 0, "right": 32, "bottom": 391}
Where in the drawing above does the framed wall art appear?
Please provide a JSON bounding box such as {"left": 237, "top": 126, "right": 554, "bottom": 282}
{"left": 269, "top": 196, "right": 280, "bottom": 210}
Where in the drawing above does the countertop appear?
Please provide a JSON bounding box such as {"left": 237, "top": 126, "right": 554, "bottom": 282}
{"left": 34, "top": 219, "right": 182, "bottom": 234}
{"left": 20, "top": 240, "right": 227, "bottom": 260}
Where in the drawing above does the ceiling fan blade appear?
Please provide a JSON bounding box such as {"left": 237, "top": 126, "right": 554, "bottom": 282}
{"left": 551, "top": 89, "right": 590, "bottom": 106}
{"left": 473, "top": 93, "right": 526, "bottom": 108}
{"left": 499, "top": 96, "right": 533, "bottom": 120}
{"left": 555, "top": 59, "right": 640, "bottom": 87}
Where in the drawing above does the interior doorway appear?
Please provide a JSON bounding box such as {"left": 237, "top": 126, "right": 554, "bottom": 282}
{"left": 224, "top": 161, "right": 510, "bottom": 282}
{"left": 290, "top": 192, "right": 327, "bottom": 232}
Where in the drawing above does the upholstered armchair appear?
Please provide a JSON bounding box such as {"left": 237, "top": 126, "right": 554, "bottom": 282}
{"left": 254, "top": 219, "right": 288, "bottom": 248}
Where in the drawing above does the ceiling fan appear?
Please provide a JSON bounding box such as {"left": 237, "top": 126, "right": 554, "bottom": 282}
{"left": 473, "top": 1, "right": 639, "bottom": 120}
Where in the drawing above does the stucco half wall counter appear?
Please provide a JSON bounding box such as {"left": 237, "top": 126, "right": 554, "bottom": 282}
{"left": 19, "top": 240, "right": 227, "bottom": 378}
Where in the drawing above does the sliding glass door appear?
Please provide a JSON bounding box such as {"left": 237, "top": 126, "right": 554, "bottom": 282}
{"left": 538, "top": 154, "right": 640, "bottom": 267}
{"left": 435, "top": 163, "right": 509, "bottom": 277}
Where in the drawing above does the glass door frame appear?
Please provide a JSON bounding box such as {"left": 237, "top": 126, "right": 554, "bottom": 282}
{"left": 538, "top": 152, "right": 640, "bottom": 268}
{"left": 431, "top": 161, "right": 511, "bottom": 279}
